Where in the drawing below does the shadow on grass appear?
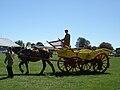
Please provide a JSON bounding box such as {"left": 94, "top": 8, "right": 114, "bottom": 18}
{"left": 14, "top": 73, "right": 46, "bottom": 76}
{"left": 0, "top": 76, "right": 8, "bottom": 80}
{"left": 0, "top": 73, "right": 46, "bottom": 80}
{"left": 13, "top": 71, "right": 111, "bottom": 77}
{"left": 0, "top": 74, "right": 8, "bottom": 80}
{"left": 0, "top": 71, "right": 111, "bottom": 80}
{"left": 54, "top": 71, "right": 111, "bottom": 77}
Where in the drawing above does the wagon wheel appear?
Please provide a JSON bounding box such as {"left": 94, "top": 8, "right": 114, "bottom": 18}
{"left": 57, "top": 57, "right": 67, "bottom": 72}
{"left": 93, "top": 52, "right": 109, "bottom": 73}
{"left": 81, "top": 60, "right": 93, "bottom": 72}
{"left": 65, "top": 57, "right": 82, "bottom": 74}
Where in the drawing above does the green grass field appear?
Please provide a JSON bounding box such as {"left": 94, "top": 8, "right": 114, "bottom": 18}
{"left": 0, "top": 54, "right": 120, "bottom": 90}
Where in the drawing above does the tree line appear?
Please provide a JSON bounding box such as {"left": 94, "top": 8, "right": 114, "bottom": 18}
{"left": 75, "top": 37, "right": 114, "bottom": 50}
{"left": 15, "top": 40, "right": 44, "bottom": 49}
{"left": 15, "top": 37, "right": 114, "bottom": 50}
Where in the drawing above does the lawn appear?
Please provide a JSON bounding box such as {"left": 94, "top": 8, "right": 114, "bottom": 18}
{"left": 0, "top": 54, "right": 120, "bottom": 90}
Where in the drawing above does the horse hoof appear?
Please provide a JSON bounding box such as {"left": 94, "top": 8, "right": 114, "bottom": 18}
{"left": 39, "top": 72, "right": 43, "bottom": 75}
{"left": 50, "top": 72, "right": 55, "bottom": 76}
{"left": 20, "top": 70, "right": 24, "bottom": 73}
{"left": 25, "top": 72, "right": 29, "bottom": 74}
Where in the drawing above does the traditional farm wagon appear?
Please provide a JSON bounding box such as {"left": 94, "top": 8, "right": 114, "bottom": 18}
{"left": 47, "top": 39, "right": 110, "bottom": 74}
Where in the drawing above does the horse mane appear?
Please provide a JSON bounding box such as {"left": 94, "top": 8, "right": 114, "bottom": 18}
{"left": 12, "top": 47, "right": 25, "bottom": 54}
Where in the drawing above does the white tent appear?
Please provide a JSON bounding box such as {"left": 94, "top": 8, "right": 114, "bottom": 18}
{"left": 0, "top": 38, "right": 20, "bottom": 47}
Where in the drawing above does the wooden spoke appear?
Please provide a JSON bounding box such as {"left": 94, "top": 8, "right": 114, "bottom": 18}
{"left": 57, "top": 57, "right": 67, "bottom": 72}
{"left": 93, "top": 53, "right": 109, "bottom": 73}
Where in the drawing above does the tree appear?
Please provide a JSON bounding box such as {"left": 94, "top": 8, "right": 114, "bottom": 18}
{"left": 31, "top": 43, "right": 35, "bottom": 48}
{"left": 99, "top": 42, "right": 114, "bottom": 50}
{"left": 36, "top": 42, "right": 44, "bottom": 46}
{"left": 26, "top": 42, "right": 31, "bottom": 48}
{"left": 15, "top": 40, "right": 24, "bottom": 47}
{"left": 92, "top": 46, "right": 97, "bottom": 50}
{"left": 75, "top": 37, "right": 90, "bottom": 49}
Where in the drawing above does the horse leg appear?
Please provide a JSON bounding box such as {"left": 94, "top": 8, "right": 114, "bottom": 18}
{"left": 39, "top": 60, "right": 46, "bottom": 75}
{"left": 46, "top": 59, "right": 55, "bottom": 74}
{"left": 25, "top": 61, "right": 29, "bottom": 74}
{"left": 19, "top": 61, "right": 24, "bottom": 73}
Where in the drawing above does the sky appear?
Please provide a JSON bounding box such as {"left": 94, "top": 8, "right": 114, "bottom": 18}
{"left": 0, "top": 0, "right": 120, "bottom": 48}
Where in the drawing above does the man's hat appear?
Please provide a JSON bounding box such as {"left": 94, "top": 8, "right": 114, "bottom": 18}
{"left": 65, "top": 29, "right": 68, "bottom": 32}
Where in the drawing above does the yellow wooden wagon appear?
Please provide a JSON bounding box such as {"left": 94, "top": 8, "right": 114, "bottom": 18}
{"left": 47, "top": 39, "right": 110, "bottom": 74}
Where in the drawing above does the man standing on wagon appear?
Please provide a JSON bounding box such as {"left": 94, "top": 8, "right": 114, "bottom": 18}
{"left": 62, "top": 29, "right": 71, "bottom": 48}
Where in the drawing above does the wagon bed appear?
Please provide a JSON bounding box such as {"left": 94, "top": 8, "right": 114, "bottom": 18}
{"left": 57, "top": 48, "right": 109, "bottom": 60}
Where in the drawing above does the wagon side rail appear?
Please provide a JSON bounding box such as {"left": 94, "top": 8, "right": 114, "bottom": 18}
{"left": 47, "top": 38, "right": 69, "bottom": 50}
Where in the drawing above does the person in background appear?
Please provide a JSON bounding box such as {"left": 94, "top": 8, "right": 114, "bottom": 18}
{"left": 62, "top": 29, "right": 71, "bottom": 47}
{"left": 4, "top": 47, "right": 14, "bottom": 78}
